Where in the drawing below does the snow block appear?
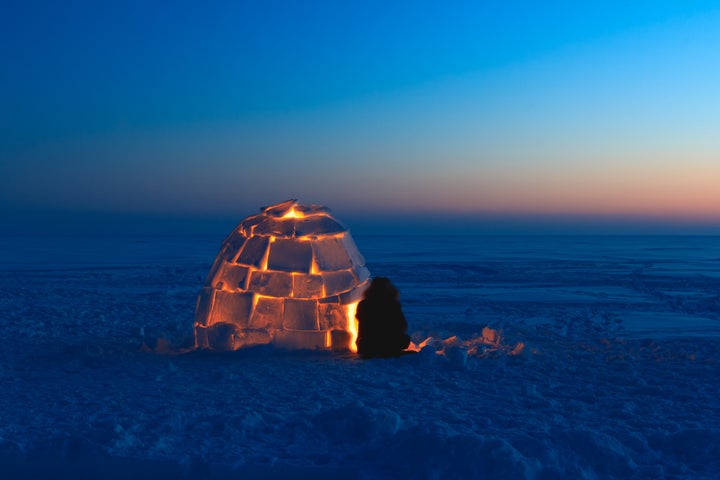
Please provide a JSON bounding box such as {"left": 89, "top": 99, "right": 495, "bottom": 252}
{"left": 253, "top": 218, "right": 295, "bottom": 236}
{"left": 217, "top": 263, "right": 249, "bottom": 290}
{"left": 330, "top": 329, "right": 352, "bottom": 351}
{"left": 206, "top": 322, "right": 240, "bottom": 351}
{"left": 194, "top": 287, "right": 215, "bottom": 326}
{"left": 209, "top": 291, "right": 253, "bottom": 327}
{"left": 339, "top": 280, "right": 369, "bottom": 304}
{"left": 267, "top": 239, "right": 313, "bottom": 272}
{"left": 323, "top": 271, "right": 356, "bottom": 296}
{"left": 239, "top": 214, "right": 265, "bottom": 236}
{"left": 234, "top": 328, "right": 271, "bottom": 347}
{"left": 295, "top": 203, "right": 330, "bottom": 215}
{"left": 283, "top": 299, "right": 319, "bottom": 330}
{"left": 195, "top": 325, "right": 209, "bottom": 348}
{"left": 262, "top": 199, "right": 297, "bottom": 217}
{"left": 312, "top": 236, "right": 353, "bottom": 271}
{"left": 222, "top": 233, "right": 246, "bottom": 261}
{"left": 341, "top": 234, "right": 366, "bottom": 267}
{"left": 236, "top": 236, "right": 270, "bottom": 268}
{"left": 292, "top": 274, "right": 324, "bottom": 298}
{"left": 352, "top": 266, "right": 371, "bottom": 283}
{"left": 248, "top": 271, "right": 293, "bottom": 297}
{"left": 318, "top": 303, "right": 347, "bottom": 330}
{"left": 295, "top": 216, "right": 345, "bottom": 236}
{"left": 249, "top": 297, "right": 284, "bottom": 330}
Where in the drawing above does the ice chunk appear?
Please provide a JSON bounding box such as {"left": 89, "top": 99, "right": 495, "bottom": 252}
{"left": 312, "top": 236, "right": 352, "bottom": 271}
{"left": 283, "top": 299, "right": 319, "bottom": 330}
{"left": 267, "top": 238, "right": 312, "bottom": 272}
{"left": 249, "top": 297, "right": 283, "bottom": 330}
{"left": 322, "top": 270, "right": 356, "bottom": 296}
{"left": 248, "top": 271, "right": 293, "bottom": 297}
{"left": 292, "top": 274, "right": 323, "bottom": 298}
{"left": 209, "top": 291, "right": 253, "bottom": 327}
{"left": 236, "top": 236, "right": 270, "bottom": 267}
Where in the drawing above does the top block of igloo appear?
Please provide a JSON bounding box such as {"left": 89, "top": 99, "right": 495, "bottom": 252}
{"left": 262, "top": 199, "right": 298, "bottom": 217}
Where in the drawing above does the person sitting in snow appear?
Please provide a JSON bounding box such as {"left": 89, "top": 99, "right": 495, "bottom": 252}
{"left": 355, "top": 277, "right": 411, "bottom": 358}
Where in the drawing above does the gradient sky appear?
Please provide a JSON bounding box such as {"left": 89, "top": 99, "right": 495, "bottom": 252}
{"left": 2, "top": 1, "right": 720, "bottom": 234}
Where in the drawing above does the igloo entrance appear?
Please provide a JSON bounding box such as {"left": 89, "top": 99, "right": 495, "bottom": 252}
{"left": 194, "top": 200, "right": 370, "bottom": 351}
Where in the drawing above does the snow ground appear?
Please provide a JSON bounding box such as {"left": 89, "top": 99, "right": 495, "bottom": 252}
{"left": 0, "top": 235, "right": 718, "bottom": 479}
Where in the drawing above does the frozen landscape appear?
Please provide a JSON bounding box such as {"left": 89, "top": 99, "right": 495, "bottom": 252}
{"left": 1, "top": 234, "right": 718, "bottom": 479}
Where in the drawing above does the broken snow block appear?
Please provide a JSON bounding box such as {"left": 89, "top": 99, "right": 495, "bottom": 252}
{"left": 254, "top": 217, "right": 296, "bottom": 236}
{"left": 248, "top": 271, "right": 293, "bottom": 297}
{"left": 292, "top": 274, "right": 323, "bottom": 298}
{"left": 236, "top": 235, "right": 270, "bottom": 267}
{"left": 249, "top": 296, "right": 284, "bottom": 330}
{"left": 312, "top": 236, "right": 353, "bottom": 271}
{"left": 318, "top": 303, "right": 347, "bottom": 330}
{"left": 339, "top": 280, "right": 369, "bottom": 304}
{"left": 352, "top": 266, "right": 371, "bottom": 283}
{"left": 206, "top": 322, "right": 240, "bottom": 351}
{"left": 341, "top": 234, "right": 366, "bottom": 267}
{"left": 283, "top": 299, "right": 319, "bottom": 330}
{"left": 273, "top": 330, "right": 328, "bottom": 350}
{"left": 194, "top": 287, "right": 215, "bottom": 326}
{"left": 209, "top": 291, "right": 253, "bottom": 327}
{"left": 218, "top": 264, "right": 249, "bottom": 290}
{"left": 322, "top": 270, "right": 356, "bottom": 296}
{"left": 295, "top": 216, "right": 345, "bottom": 236}
{"left": 268, "top": 238, "right": 312, "bottom": 272}
{"left": 330, "top": 329, "right": 352, "bottom": 351}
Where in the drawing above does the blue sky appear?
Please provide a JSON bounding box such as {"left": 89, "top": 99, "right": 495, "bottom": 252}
{"left": 2, "top": 1, "right": 720, "bottom": 234}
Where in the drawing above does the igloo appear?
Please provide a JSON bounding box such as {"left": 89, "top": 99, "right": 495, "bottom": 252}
{"left": 194, "top": 200, "right": 370, "bottom": 352}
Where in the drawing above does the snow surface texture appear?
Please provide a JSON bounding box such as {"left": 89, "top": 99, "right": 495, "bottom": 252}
{"left": 0, "top": 235, "right": 718, "bottom": 479}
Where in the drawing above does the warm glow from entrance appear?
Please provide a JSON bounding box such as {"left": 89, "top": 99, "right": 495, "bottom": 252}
{"left": 281, "top": 207, "right": 305, "bottom": 219}
{"left": 346, "top": 302, "right": 359, "bottom": 352}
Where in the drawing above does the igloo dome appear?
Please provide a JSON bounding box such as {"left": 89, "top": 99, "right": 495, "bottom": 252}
{"left": 194, "top": 200, "right": 370, "bottom": 351}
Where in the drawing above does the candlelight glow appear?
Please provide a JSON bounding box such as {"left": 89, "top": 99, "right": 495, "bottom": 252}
{"left": 346, "top": 302, "right": 359, "bottom": 353}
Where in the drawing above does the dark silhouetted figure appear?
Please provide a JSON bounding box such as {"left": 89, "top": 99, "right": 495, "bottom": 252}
{"left": 355, "top": 277, "right": 411, "bottom": 358}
